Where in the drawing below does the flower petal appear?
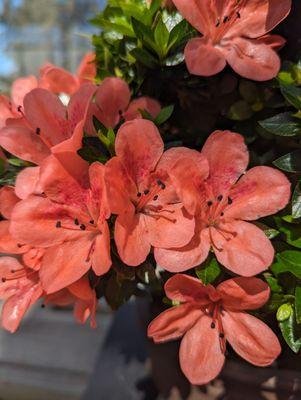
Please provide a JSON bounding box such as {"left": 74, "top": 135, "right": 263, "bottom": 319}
{"left": 67, "top": 83, "right": 97, "bottom": 132}
{"left": 114, "top": 209, "right": 151, "bottom": 266}
{"left": 213, "top": 221, "right": 274, "bottom": 276}
{"left": 0, "top": 125, "right": 50, "bottom": 164}
{"left": 223, "top": 311, "right": 281, "bottom": 366}
{"left": 164, "top": 274, "right": 209, "bottom": 304}
{"left": 115, "top": 119, "right": 164, "bottom": 186}
{"left": 40, "top": 236, "right": 93, "bottom": 293}
{"left": 39, "top": 63, "right": 79, "bottom": 95}
{"left": 184, "top": 37, "right": 226, "bottom": 77}
{"left": 11, "top": 75, "right": 38, "bottom": 108}
{"left": 179, "top": 314, "right": 225, "bottom": 385}
{"left": 0, "top": 220, "right": 27, "bottom": 254}
{"left": 201, "top": 130, "right": 249, "bottom": 196}
{"left": 223, "top": 37, "right": 281, "bottom": 81}
{"left": 91, "top": 225, "right": 112, "bottom": 276}
{"left": 172, "top": 0, "right": 212, "bottom": 34}
{"left": 148, "top": 303, "right": 203, "bottom": 343}
{"left": 77, "top": 52, "right": 96, "bottom": 84}
{"left": 15, "top": 166, "right": 41, "bottom": 200}
{"left": 0, "top": 186, "right": 19, "bottom": 219}
{"left": 124, "top": 97, "right": 161, "bottom": 121}
{"left": 225, "top": 166, "right": 291, "bottom": 221}
{"left": 155, "top": 224, "right": 211, "bottom": 272}
{"left": 217, "top": 277, "right": 270, "bottom": 311}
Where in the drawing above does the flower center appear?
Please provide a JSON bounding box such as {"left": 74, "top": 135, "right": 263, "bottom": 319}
{"left": 212, "top": 0, "right": 245, "bottom": 44}
{"left": 207, "top": 303, "right": 227, "bottom": 354}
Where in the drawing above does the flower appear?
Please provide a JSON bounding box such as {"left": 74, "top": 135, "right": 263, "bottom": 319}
{"left": 148, "top": 274, "right": 281, "bottom": 385}
{"left": 156, "top": 130, "right": 291, "bottom": 276}
{"left": 0, "top": 84, "right": 96, "bottom": 199}
{"left": 85, "top": 77, "right": 161, "bottom": 134}
{"left": 10, "top": 153, "right": 111, "bottom": 294}
{"left": 173, "top": 0, "right": 291, "bottom": 81}
{"left": 105, "top": 119, "right": 202, "bottom": 266}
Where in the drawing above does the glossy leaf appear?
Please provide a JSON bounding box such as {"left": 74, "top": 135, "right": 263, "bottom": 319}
{"left": 259, "top": 112, "right": 301, "bottom": 136}
{"left": 154, "top": 104, "right": 174, "bottom": 125}
{"left": 195, "top": 257, "right": 221, "bottom": 285}
{"left": 273, "top": 150, "right": 301, "bottom": 173}
{"left": 280, "top": 84, "right": 301, "bottom": 110}
{"left": 274, "top": 251, "right": 301, "bottom": 279}
{"left": 295, "top": 285, "right": 301, "bottom": 324}
{"left": 279, "top": 308, "right": 301, "bottom": 353}
{"left": 292, "top": 180, "right": 301, "bottom": 219}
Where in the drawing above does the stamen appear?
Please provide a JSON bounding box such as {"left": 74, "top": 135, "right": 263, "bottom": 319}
{"left": 56, "top": 221, "right": 62, "bottom": 228}
{"left": 157, "top": 180, "right": 166, "bottom": 190}
{"left": 2, "top": 278, "right": 6, "bottom": 283}
{"left": 217, "top": 195, "right": 223, "bottom": 202}
{"left": 215, "top": 19, "right": 220, "bottom": 27}
{"left": 220, "top": 212, "right": 224, "bottom": 217}
{"left": 153, "top": 195, "right": 158, "bottom": 201}
{"left": 74, "top": 218, "right": 79, "bottom": 225}
{"left": 211, "top": 322, "right": 216, "bottom": 329}
{"left": 223, "top": 16, "right": 229, "bottom": 23}
{"left": 207, "top": 201, "right": 213, "bottom": 206}
{"left": 137, "top": 192, "right": 142, "bottom": 197}
{"left": 228, "top": 197, "right": 233, "bottom": 205}
{"left": 17, "top": 243, "right": 22, "bottom": 248}
{"left": 80, "top": 224, "right": 86, "bottom": 231}
{"left": 36, "top": 127, "right": 41, "bottom": 135}
{"left": 89, "top": 220, "right": 95, "bottom": 225}
{"left": 219, "top": 333, "right": 225, "bottom": 339}
{"left": 236, "top": 11, "right": 241, "bottom": 18}
{"left": 17, "top": 105, "right": 22, "bottom": 112}
{"left": 144, "top": 189, "right": 150, "bottom": 195}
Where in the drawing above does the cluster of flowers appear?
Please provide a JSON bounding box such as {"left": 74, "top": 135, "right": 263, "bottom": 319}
{"left": 0, "top": 0, "right": 293, "bottom": 386}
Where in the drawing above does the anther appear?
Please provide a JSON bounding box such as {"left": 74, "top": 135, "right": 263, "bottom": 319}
{"left": 207, "top": 201, "right": 213, "bottom": 206}
{"left": 211, "top": 322, "right": 216, "bottom": 329}
{"left": 217, "top": 195, "right": 223, "bottom": 201}
{"left": 11, "top": 270, "right": 15, "bottom": 274}
{"left": 17, "top": 243, "right": 22, "bottom": 248}
{"left": 56, "top": 221, "right": 62, "bottom": 228}
{"left": 74, "top": 218, "right": 79, "bottom": 225}
{"left": 80, "top": 224, "right": 86, "bottom": 231}
{"left": 236, "top": 11, "right": 241, "bottom": 18}
{"left": 17, "top": 105, "right": 22, "bottom": 112}
{"left": 228, "top": 197, "right": 233, "bottom": 205}
{"left": 89, "top": 220, "right": 95, "bottom": 225}
{"left": 36, "top": 127, "right": 41, "bottom": 135}
{"left": 157, "top": 180, "right": 166, "bottom": 189}
{"left": 118, "top": 109, "right": 123, "bottom": 116}
{"left": 144, "top": 189, "right": 150, "bottom": 195}
{"left": 223, "top": 16, "right": 229, "bottom": 23}
{"left": 153, "top": 195, "right": 158, "bottom": 201}
{"left": 1, "top": 278, "right": 6, "bottom": 283}
{"left": 137, "top": 192, "right": 142, "bottom": 197}
{"left": 221, "top": 212, "right": 224, "bottom": 216}
{"left": 215, "top": 20, "right": 220, "bottom": 27}
{"left": 219, "top": 333, "right": 225, "bottom": 339}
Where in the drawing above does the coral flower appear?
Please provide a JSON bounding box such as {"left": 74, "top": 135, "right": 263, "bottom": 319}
{"left": 0, "top": 84, "right": 96, "bottom": 199}
{"left": 105, "top": 119, "right": 202, "bottom": 266}
{"left": 156, "top": 130, "right": 291, "bottom": 276}
{"left": 148, "top": 274, "right": 281, "bottom": 385}
{"left": 10, "top": 153, "right": 111, "bottom": 294}
{"left": 173, "top": 0, "right": 291, "bottom": 80}
{"left": 85, "top": 77, "right": 161, "bottom": 134}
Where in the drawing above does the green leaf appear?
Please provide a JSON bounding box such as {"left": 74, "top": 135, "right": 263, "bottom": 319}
{"left": 195, "top": 257, "right": 221, "bottom": 285}
{"left": 154, "top": 104, "right": 174, "bottom": 125}
{"left": 295, "top": 285, "right": 301, "bottom": 324}
{"left": 273, "top": 150, "right": 301, "bottom": 173}
{"left": 167, "top": 19, "right": 189, "bottom": 51}
{"left": 228, "top": 100, "right": 253, "bottom": 121}
{"left": 259, "top": 112, "right": 301, "bottom": 136}
{"left": 0, "top": 158, "right": 5, "bottom": 176}
{"left": 239, "top": 80, "right": 260, "bottom": 104}
{"left": 277, "top": 303, "right": 292, "bottom": 322}
{"left": 275, "top": 217, "right": 301, "bottom": 249}
{"left": 281, "top": 84, "right": 301, "bottom": 110}
{"left": 130, "top": 47, "right": 158, "bottom": 68}
{"left": 154, "top": 15, "right": 169, "bottom": 54}
{"left": 293, "top": 181, "right": 301, "bottom": 219}
{"left": 274, "top": 251, "right": 301, "bottom": 279}
{"left": 279, "top": 308, "right": 301, "bottom": 353}
{"left": 131, "top": 17, "right": 152, "bottom": 41}
{"left": 264, "top": 274, "right": 283, "bottom": 293}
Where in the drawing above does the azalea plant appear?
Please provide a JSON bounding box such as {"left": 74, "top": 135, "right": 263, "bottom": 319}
{"left": 1, "top": 0, "right": 301, "bottom": 387}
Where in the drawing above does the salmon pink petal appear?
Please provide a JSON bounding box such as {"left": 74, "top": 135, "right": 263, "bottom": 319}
{"left": 0, "top": 95, "right": 16, "bottom": 128}
{"left": 226, "top": 0, "right": 291, "bottom": 39}
{"left": 0, "top": 125, "right": 50, "bottom": 164}
{"left": 51, "top": 120, "right": 84, "bottom": 154}
{"left": 40, "top": 236, "right": 94, "bottom": 293}
{"left": 223, "top": 37, "right": 281, "bottom": 81}
{"left": 46, "top": 289, "right": 75, "bottom": 306}
{"left": 89, "top": 162, "right": 110, "bottom": 221}
{"left": 157, "top": 146, "right": 207, "bottom": 172}
{"left": 202, "top": 130, "right": 248, "bottom": 196}
{"left": 22, "top": 248, "right": 44, "bottom": 271}
{"left": 1, "top": 283, "right": 43, "bottom": 333}
{"left": 24, "top": 88, "right": 67, "bottom": 146}
{"left": 74, "top": 297, "right": 97, "bottom": 328}
{"left": 172, "top": 0, "right": 212, "bottom": 35}
{"left": 212, "top": 221, "right": 274, "bottom": 276}
{"left": 0, "top": 186, "right": 19, "bottom": 219}
{"left": 184, "top": 37, "right": 226, "bottom": 77}
{"left": 10, "top": 196, "right": 84, "bottom": 247}
{"left": 256, "top": 34, "right": 286, "bottom": 51}
{"left": 11, "top": 75, "right": 38, "bottom": 107}
{"left": 179, "top": 315, "right": 225, "bottom": 385}
{"left": 148, "top": 303, "right": 203, "bottom": 343}
{"left": 115, "top": 119, "right": 164, "bottom": 185}
{"left": 222, "top": 311, "right": 281, "bottom": 366}
{"left": 114, "top": 210, "right": 151, "bottom": 266}
{"left": 164, "top": 274, "right": 209, "bottom": 304}
{"left": 91, "top": 226, "right": 112, "bottom": 276}
{"left": 77, "top": 52, "right": 96, "bottom": 84}
{"left": 68, "top": 275, "right": 94, "bottom": 301}
{"left": 15, "top": 167, "right": 41, "bottom": 199}
{"left": 94, "top": 77, "right": 131, "bottom": 128}
{"left": 225, "top": 166, "right": 291, "bottom": 221}
{"left": 217, "top": 277, "right": 270, "bottom": 311}
{"left": 155, "top": 225, "right": 211, "bottom": 272}
{"left": 146, "top": 206, "right": 195, "bottom": 249}
{"left": 0, "top": 220, "right": 27, "bottom": 254}
{"left": 67, "top": 83, "right": 97, "bottom": 132}
{"left": 124, "top": 97, "right": 161, "bottom": 121}
{"left": 0, "top": 257, "right": 24, "bottom": 281}
{"left": 39, "top": 64, "right": 79, "bottom": 95}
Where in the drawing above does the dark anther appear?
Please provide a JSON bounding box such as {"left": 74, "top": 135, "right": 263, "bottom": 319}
{"left": 36, "top": 127, "right": 41, "bottom": 135}
{"left": 236, "top": 11, "right": 241, "bottom": 18}
{"left": 41, "top": 304, "right": 46, "bottom": 308}
{"left": 17, "top": 105, "right": 22, "bottom": 112}
{"left": 217, "top": 195, "right": 223, "bottom": 202}
{"left": 228, "top": 197, "right": 233, "bottom": 205}
{"left": 74, "top": 218, "right": 79, "bottom": 225}
{"left": 219, "top": 333, "right": 225, "bottom": 339}
{"left": 137, "top": 192, "right": 142, "bottom": 197}
{"left": 211, "top": 322, "right": 216, "bottom": 329}
{"left": 207, "top": 201, "right": 213, "bottom": 206}
{"left": 223, "top": 16, "right": 229, "bottom": 23}
{"left": 17, "top": 243, "right": 22, "bottom": 248}
{"left": 80, "top": 224, "right": 86, "bottom": 231}
{"left": 144, "top": 189, "right": 150, "bottom": 195}
{"left": 11, "top": 270, "right": 15, "bottom": 274}
{"left": 89, "top": 220, "right": 95, "bottom": 225}
{"left": 118, "top": 110, "right": 123, "bottom": 116}
{"left": 1, "top": 278, "right": 6, "bottom": 283}
{"left": 157, "top": 180, "right": 166, "bottom": 189}
{"left": 215, "top": 19, "right": 220, "bottom": 27}
{"left": 153, "top": 195, "right": 158, "bottom": 201}
{"left": 221, "top": 212, "right": 224, "bottom": 216}
{"left": 56, "top": 221, "right": 62, "bottom": 228}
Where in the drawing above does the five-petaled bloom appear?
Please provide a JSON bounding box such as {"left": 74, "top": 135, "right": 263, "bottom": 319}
{"left": 148, "top": 274, "right": 281, "bottom": 385}
{"left": 173, "top": 0, "right": 291, "bottom": 80}
{"left": 156, "top": 130, "right": 291, "bottom": 276}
